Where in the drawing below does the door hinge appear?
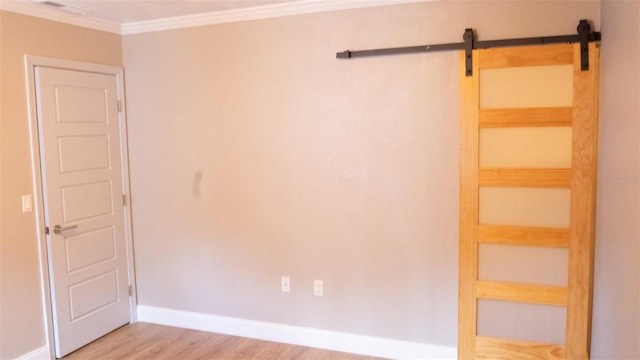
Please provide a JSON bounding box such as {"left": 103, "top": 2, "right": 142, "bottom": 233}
{"left": 117, "top": 100, "right": 123, "bottom": 113}
{"left": 122, "top": 194, "right": 127, "bottom": 206}
{"left": 128, "top": 285, "right": 133, "bottom": 296}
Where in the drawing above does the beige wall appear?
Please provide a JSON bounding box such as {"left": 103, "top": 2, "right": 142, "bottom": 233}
{"left": 592, "top": 1, "right": 640, "bottom": 359}
{"left": 123, "top": 0, "right": 600, "bottom": 347}
{"left": 0, "top": 11, "right": 122, "bottom": 359}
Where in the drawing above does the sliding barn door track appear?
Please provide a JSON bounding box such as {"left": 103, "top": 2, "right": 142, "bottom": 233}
{"left": 336, "top": 19, "right": 600, "bottom": 75}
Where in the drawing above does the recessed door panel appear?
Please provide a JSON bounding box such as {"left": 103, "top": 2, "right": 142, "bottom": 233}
{"left": 69, "top": 271, "right": 119, "bottom": 320}
{"left": 477, "top": 299, "right": 567, "bottom": 345}
{"left": 480, "top": 65, "right": 573, "bottom": 109}
{"left": 55, "top": 85, "right": 108, "bottom": 123}
{"left": 479, "top": 244, "right": 569, "bottom": 286}
{"left": 479, "top": 187, "right": 571, "bottom": 228}
{"left": 65, "top": 226, "right": 116, "bottom": 273}
{"left": 479, "top": 127, "right": 572, "bottom": 168}
{"left": 58, "top": 136, "right": 110, "bottom": 173}
{"left": 61, "top": 181, "right": 113, "bottom": 223}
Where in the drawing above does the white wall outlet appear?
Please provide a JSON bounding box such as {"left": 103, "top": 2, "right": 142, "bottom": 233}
{"left": 281, "top": 276, "right": 290, "bottom": 293}
{"left": 21, "top": 194, "right": 32, "bottom": 213}
{"left": 314, "top": 280, "right": 323, "bottom": 296}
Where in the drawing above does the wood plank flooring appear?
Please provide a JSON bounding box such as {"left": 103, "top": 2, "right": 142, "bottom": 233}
{"left": 62, "top": 322, "right": 384, "bottom": 359}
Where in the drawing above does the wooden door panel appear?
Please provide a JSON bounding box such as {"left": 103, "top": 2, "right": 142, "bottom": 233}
{"left": 477, "top": 299, "right": 566, "bottom": 344}
{"left": 478, "top": 244, "right": 569, "bottom": 286}
{"left": 479, "top": 64, "right": 573, "bottom": 109}
{"left": 479, "top": 127, "right": 573, "bottom": 168}
{"left": 479, "top": 187, "right": 571, "bottom": 228}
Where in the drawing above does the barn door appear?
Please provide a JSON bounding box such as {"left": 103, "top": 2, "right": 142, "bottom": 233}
{"left": 459, "top": 42, "right": 599, "bottom": 359}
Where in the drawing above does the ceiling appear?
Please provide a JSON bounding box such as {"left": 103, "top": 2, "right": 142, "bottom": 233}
{"left": 30, "top": 0, "right": 302, "bottom": 23}
{"left": 1, "top": 0, "right": 424, "bottom": 34}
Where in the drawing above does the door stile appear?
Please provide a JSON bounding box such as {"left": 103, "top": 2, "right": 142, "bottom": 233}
{"left": 566, "top": 42, "right": 600, "bottom": 359}
{"left": 458, "top": 49, "right": 480, "bottom": 360}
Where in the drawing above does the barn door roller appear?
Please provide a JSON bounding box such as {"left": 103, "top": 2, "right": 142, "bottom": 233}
{"left": 337, "top": 19, "right": 600, "bottom": 76}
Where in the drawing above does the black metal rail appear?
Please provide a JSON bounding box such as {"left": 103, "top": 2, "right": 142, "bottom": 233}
{"left": 336, "top": 20, "right": 601, "bottom": 76}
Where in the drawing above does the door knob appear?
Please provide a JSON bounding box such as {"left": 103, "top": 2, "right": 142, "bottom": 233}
{"left": 53, "top": 224, "right": 78, "bottom": 234}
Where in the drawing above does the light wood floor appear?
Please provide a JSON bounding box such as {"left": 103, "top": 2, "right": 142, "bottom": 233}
{"left": 62, "top": 322, "right": 384, "bottom": 359}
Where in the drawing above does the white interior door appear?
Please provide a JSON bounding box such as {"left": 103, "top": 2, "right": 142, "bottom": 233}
{"left": 35, "top": 66, "right": 131, "bottom": 358}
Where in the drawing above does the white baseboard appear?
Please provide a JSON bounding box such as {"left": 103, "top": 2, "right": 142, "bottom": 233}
{"left": 137, "top": 305, "right": 457, "bottom": 359}
{"left": 14, "top": 346, "right": 50, "bottom": 360}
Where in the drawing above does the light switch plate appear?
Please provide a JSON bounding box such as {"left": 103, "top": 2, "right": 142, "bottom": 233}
{"left": 22, "top": 194, "right": 32, "bottom": 213}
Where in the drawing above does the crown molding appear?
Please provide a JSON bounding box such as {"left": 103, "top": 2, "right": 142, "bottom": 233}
{"left": 0, "top": 0, "right": 121, "bottom": 34}
{"left": 121, "top": 0, "right": 429, "bottom": 35}
{"left": 1, "top": 0, "right": 428, "bottom": 36}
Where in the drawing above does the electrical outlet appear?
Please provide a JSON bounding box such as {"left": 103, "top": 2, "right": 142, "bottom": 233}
{"left": 281, "top": 276, "right": 290, "bottom": 293}
{"left": 314, "top": 280, "right": 323, "bottom": 296}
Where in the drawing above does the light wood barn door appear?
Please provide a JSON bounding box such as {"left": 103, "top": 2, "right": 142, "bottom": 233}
{"left": 459, "top": 43, "right": 600, "bottom": 360}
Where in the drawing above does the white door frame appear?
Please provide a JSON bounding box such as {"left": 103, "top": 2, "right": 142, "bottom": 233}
{"left": 24, "top": 55, "right": 137, "bottom": 359}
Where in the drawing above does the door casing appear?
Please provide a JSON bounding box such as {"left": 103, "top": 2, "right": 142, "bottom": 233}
{"left": 24, "top": 55, "right": 137, "bottom": 358}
